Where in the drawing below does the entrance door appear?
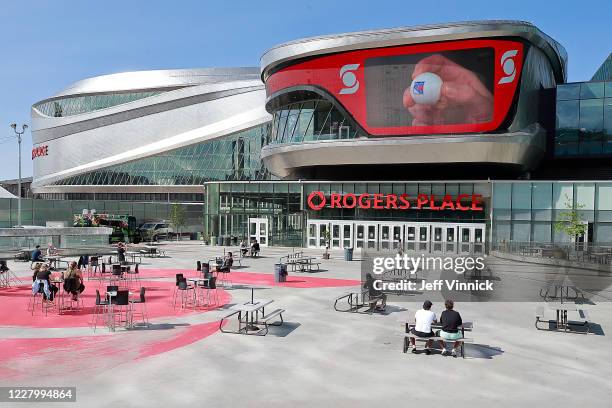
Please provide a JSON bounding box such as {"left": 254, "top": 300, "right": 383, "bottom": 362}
{"left": 445, "top": 225, "right": 457, "bottom": 254}
{"left": 331, "top": 223, "right": 353, "bottom": 249}
{"left": 458, "top": 224, "right": 486, "bottom": 254}
{"left": 417, "top": 225, "right": 429, "bottom": 252}
{"left": 432, "top": 225, "right": 444, "bottom": 253}
{"left": 307, "top": 220, "right": 331, "bottom": 249}
{"left": 248, "top": 218, "right": 269, "bottom": 247}
{"left": 380, "top": 224, "right": 403, "bottom": 251}
{"left": 355, "top": 223, "right": 377, "bottom": 250}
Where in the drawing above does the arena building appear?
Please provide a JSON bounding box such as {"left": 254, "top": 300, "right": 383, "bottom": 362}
{"left": 28, "top": 21, "right": 612, "bottom": 251}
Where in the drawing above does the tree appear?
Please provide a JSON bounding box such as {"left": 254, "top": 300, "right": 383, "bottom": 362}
{"left": 169, "top": 203, "right": 186, "bottom": 241}
{"left": 554, "top": 194, "right": 586, "bottom": 243}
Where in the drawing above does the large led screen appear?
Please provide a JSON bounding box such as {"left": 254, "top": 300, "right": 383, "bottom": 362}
{"left": 265, "top": 39, "right": 524, "bottom": 136}
{"left": 364, "top": 48, "right": 494, "bottom": 127}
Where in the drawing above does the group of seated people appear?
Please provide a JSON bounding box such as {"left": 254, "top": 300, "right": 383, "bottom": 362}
{"left": 31, "top": 261, "right": 86, "bottom": 303}
{"left": 239, "top": 239, "right": 261, "bottom": 257}
{"left": 410, "top": 299, "right": 464, "bottom": 357}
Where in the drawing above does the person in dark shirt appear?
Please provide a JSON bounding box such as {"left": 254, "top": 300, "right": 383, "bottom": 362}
{"left": 250, "top": 240, "right": 260, "bottom": 257}
{"left": 218, "top": 252, "right": 234, "bottom": 272}
{"left": 32, "top": 264, "right": 58, "bottom": 301}
{"left": 438, "top": 299, "right": 463, "bottom": 357}
{"left": 31, "top": 245, "right": 44, "bottom": 263}
{"left": 363, "top": 273, "right": 387, "bottom": 311}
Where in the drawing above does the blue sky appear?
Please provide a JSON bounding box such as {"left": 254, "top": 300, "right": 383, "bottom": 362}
{"left": 0, "top": 0, "right": 609, "bottom": 180}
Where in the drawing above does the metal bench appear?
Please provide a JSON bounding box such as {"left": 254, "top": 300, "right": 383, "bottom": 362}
{"left": 403, "top": 334, "right": 473, "bottom": 358}
{"left": 258, "top": 308, "right": 285, "bottom": 335}
{"left": 334, "top": 290, "right": 384, "bottom": 313}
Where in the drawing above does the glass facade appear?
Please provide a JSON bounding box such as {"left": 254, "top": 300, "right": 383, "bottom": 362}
{"left": 204, "top": 181, "right": 489, "bottom": 247}
{"left": 33, "top": 91, "right": 166, "bottom": 117}
{"left": 53, "top": 124, "right": 273, "bottom": 186}
{"left": 591, "top": 53, "right": 612, "bottom": 81}
{"left": 492, "top": 181, "right": 612, "bottom": 244}
{"left": 270, "top": 98, "right": 363, "bottom": 145}
{"left": 555, "top": 81, "right": 612, "bottom": 156}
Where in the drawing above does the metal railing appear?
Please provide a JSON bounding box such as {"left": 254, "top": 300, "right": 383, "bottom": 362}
{"left": 491, "top": 241, "right": 612, "bottom": 265}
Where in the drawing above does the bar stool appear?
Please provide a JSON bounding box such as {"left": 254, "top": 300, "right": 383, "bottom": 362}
{"left": 28, "top": 284, "right": 54, "bottom": 316}
{"left": 129, "top": 286, "right": 148, "bottom": 326}
{"left": 173, "top": 278, "right": 195, "bottom": 309}
{"left": 126, "top": 263, "right": 140, "bottom": 287}
{"left": 92, "top": 289, "right": 109, "bottom": 332}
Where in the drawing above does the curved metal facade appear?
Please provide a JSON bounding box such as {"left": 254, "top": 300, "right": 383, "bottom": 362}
{"left": 31, "top": 68, "right": 272, "bottom": 193}
{"left": 259, "top": 21, "right": 566, "bottom": 179}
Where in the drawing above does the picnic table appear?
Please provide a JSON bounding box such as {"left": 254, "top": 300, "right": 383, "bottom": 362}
{"left": 539, "top": 284, "right": 585, "bottom": 303}
{"left": 536, "top": 303, "right": 591, "bottom": 333}
{"left": 220, "top": 299, "right": 284, "bottom": 336}
{"left": 45, "top": 255, "right": 70, "bottom": 270}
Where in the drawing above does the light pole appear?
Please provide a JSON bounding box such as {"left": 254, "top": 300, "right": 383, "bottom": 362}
{"left": 10, "top": 123, "right": 28, "bottom": 227}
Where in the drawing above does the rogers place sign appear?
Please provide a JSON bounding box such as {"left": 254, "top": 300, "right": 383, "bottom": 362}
{"left": 32, "top": 145, "right": 49, "bottom": 160}
{"left": 307, "top": 192, "right": 484, "bottom": 211}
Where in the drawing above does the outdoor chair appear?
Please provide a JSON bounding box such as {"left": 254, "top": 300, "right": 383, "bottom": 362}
{"left": 28, "top": 284, "right": 54, "bottom": 316}
{"left": 126, "top": 263, "right": 140, "bottom": 287}
{"left": 92, "top": 289, "right": 110, "bottom": 332}
{"left": 173, "top": 278, "right": 195, "bottom": 309}
{"left": 198, "top": 276, "right": 219, "bottom": 306}
{"left": 109, "top": 290, "right": 131, "bottom": 328}
{"left": 129, "top": 286, "right": 149, "bottom": 326}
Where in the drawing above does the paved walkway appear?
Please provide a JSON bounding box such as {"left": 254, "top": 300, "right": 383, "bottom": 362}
{"left": 1, "top": 242, "right": 611, "bottom": 407}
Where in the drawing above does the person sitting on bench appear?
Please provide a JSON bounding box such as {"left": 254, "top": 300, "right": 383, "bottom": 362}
{"left": 218, "top": 252, "right": 234, "bottom": 272}
{"left": 410, "top": 300, "right": 437, "bottom": 355}
{"left": 250, "top": 240, "right": 260, "bottom": 257}
{"left": 239, "top": 240, "right": 249, "bottom": 257}
{"left": 363, "top": 273, "right": 386, "bottom": 311}
{"left": 438, "top": 299, "right": 463, "bottom": 357}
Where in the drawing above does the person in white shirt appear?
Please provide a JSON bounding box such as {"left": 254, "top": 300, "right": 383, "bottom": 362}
{"left": 46, "top": 243, "right": 57, "bottom": 257}
{"left": 410, "top": 300, "right": 437, "bottom": 354}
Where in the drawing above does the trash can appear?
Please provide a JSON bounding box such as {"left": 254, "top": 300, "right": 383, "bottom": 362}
{"left": 217, "top": 236, "right": 223, "bottom": 246}
{"left": 344, "top": 247, "right": 354, "bottom": 261}
{"left": 223, "top": 236, "right": 231, "bottom": 246}
{"left": 202, "top": 262, "right": 211, "bottom": 278}
{"left": 274, "top": 263, "right": 287, "bottom": 283}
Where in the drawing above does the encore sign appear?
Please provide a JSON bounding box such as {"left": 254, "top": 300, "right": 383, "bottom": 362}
{"left": 31, "top": 145, "right": 49, "bottom": 159}
{"left": 307, "top": 192, "right": 484, "bottom": 212}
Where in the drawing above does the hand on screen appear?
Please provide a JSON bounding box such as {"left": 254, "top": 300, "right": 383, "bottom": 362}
{"left": 402, "top": 54, "right": 493, "bottom": 126}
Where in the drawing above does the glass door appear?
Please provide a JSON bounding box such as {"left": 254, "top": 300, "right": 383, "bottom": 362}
{"left": 417, "top": 225, "right": 429, "bottom": 252}
{"left": 445, "top": 225, "right": 457, "bottom": 253}
{"left": 459, "top": 226, "right": 471, "bottom": 254}
{"left": 331, "top": 222, "right": 353, "bottom": 249}
{"left": 380, "top": 224, "right": 403, "bottom": 251}
{"left": 319, "top": 223, "right": 329, "bottom": 248}
{"left": 432, "top": 225, "right": 443, "bottom": 253}
{"left": 405, "top": 225, "right": 417, "bottom": 251}
{"left": 342, "top": 223, "right": 353, "bottom": 249}
{"left": 307, "top": 222, "right": 317, "bottom": 248}
{"left": 248, "top": 218, "right": 269, "bottom": 247}
{"left": 380, "top": 225, "right": 391, "bottom": 250}
{"left": 366, "top": 224, "right": 378, "bottom": 250}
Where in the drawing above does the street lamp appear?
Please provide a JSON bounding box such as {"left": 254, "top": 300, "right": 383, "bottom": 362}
{"left": 10, "top": 123, "right": 28, "bottom": 227}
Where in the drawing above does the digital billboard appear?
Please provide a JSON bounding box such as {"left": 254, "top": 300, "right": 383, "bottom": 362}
{"left": 364, "top": 48, "right": 494, "bottom": 128}
{"left": 265, "top": 39, "right": 524, "bottom": 136}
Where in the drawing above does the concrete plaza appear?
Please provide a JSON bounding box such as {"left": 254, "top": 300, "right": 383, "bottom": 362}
{"left": 1, "top": 242, "right": 611, "bottom": 408}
